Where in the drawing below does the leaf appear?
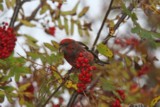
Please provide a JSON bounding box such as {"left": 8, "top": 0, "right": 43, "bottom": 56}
{"left": 100, "top": 78, "right": 116, "bottom": 91}
{"left": 51, "top": 40, "right": 59, "bottom": 49}
{"left": 5, "top": 0, "right": 11, "bottom": 8}
{"left": 25, "top": 35, "right": 39, "bottom": 49}
{"left": 19, "top": 83, "right": 31, "bottom": 91}
{"left": 0, "top": 86, "right": 15, "bottom": 92}
{"left": 70, "top": 19, "right": 74, "bottom": 35}
{"left": 150, "top": 96, "right": 160, "bottom": 107}
{"left": 0, "top": 3, "right": 3, "bottom": 11}
{"left": 78, "top": 6, "right": 89, "bottom": 17}
{"left": 61, "top": 1, "right": 79, "bottom": 16}
{"left": 0, "top": 90, "right": 5, "bottom": 103}
{"left": 77, "top": 21, "right": 83, "bottom": 36}
{"left": 44, "top": 43, "right": 54, "bottom": 51}
{"left": 64, "top": 17, "right": 69, "bottom": 35}
{"left": 97, "top": 43, "right": 113, "bottom": 58}
{"left": 57, "top": 18, "right": 63, "bottom": 29}
{"left": 27, "top": 52, "right": 40, "bottom": 60}
{"left": 40, "top": 4, "right": 49, "bottom": 15}
{"left": 19, "top": 20, "right": 35, "bottom": 27}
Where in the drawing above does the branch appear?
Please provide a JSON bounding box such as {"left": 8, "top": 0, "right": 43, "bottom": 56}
{"left": 41, "top": 81, "right": 66, "bottom": 107}
{"left": 67, "top": 73, "right": 103, "bottom": 107}
{"left": 41, "top": 71, "right": 71, "bottom": 107}
{"left": 9, "top": 0, "right": 31, "bottom": 28}
{"left": 103, "top": 3, "right": 134, "bottom": 44}
{"left": 14, "top": 0, "right": 46, "bottom": 31}
{"left": 9, "top": 0, "right": 22, "bottom": 28}
{"left": 91, "top": 0, "right": 114, "bottom": 51}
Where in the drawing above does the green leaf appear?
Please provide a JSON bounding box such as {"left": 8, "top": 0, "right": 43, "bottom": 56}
{"left": 77, "top": 21, "right": 83, "bottom": 36}
{"left": 100, "top": 78, "right": 116, "bottom": 91}
{"left": 0, "top": 86, "right": 15, "bottom": 92}
{"left": 57, "top": 18, "right": 63, "bottom": 29}
{"left": 27, "top": 52, "right": 40, "bottom": 60}
{"left": 25, "top": 35, "right": 37, "bottom": 42}
{"left": 78, "top": 6, "right": 89, "bottom": 17}
{"left": 0, "top": 3, "right": 3, "bottom": 11}
{"left": 70, "top": 19, "right": 74, "bottom": 35}
{"left": 0, "top": 90, "right": 5, "bottom": 103}
{"left": 19, "top": 20, "right": 36, "bottom": 27}
{"left": 44, "top": 43, "right": 54, "bottom": 51}
{"left": 19, "top": 83, "right": 31, "bottom": 91}
{"left": 97, "top": 43, "right": 113, "bottom": 58}
{"left": 51, "top": 40, "right": 59, "bottom": 49}
{"left": 64, "top": 17, "right": 69, "bottom": 35}
{"left": 61, "top": 1, "right": 79, "bottom": 16}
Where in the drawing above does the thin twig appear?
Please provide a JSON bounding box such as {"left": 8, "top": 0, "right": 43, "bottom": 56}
{"left": 14, "top": 0, "right": 46, "bottom": 31}
{"left": 42, "top": 71, "right": 71, "bottom": 107}
{"left": 91, "top": 0, "right": 114, "bottom": 51}
{"left": 103, "top": 3, "right": 134, "bottom": 44}
{"left": 67, "top": 73, "right": 103, "bottom": 107}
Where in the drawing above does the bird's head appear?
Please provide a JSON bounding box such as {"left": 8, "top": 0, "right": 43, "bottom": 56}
{"left": 59, "top": 38, "right": 75, "bottom": 53}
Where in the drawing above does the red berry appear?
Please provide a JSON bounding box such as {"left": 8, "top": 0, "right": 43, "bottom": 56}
{"left": 0, "top": 23, "right": 16, "bottom": 59}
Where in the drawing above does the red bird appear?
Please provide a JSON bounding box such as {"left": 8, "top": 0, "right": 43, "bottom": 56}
{"left": 59, "top": 38, "right": 109, "bottom": 68}
{"left": 59, "top": 38, "right": 94, "bottom": 67}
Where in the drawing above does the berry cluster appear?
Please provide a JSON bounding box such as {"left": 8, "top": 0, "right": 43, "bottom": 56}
{"left": 76, "top": 53, "right": 96, "bottom": 93}
{"left": 112, "top": 90, "right": 125, "bottom": 107}
{"left": 0, "top": 22, "right": 17, "bottom": 59}
{"left": 115, "top": 37, "right": 139, "bottom": 47}
{"left": 46, "top": 27, "right": 56, "bottom": 36}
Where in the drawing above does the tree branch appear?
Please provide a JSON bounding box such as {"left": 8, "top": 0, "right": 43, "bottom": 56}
{"left": 103, "top": 3, "right": 134, "bottom": 44}
{"left": 9, "top": 0, "right": 22, "bottom": 28}
{"left": 67, "top": 73, "right": 103, "bottom": 107}
{"left": 9, "top": 0, "right": 31, "bottom": 28}
{"left": 91, "top": 0, "right": 114, "bottom": 51}
{"left": 14, "top": 0, "right": 46, "bottom": 31}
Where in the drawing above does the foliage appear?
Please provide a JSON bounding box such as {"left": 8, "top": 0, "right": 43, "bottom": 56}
{"left": 0, "top": 0, "right": 160, "bottom": 107}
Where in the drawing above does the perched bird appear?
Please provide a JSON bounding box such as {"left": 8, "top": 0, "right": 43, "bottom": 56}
{"left": 59, "top": 38, "right": 94, "bottom": 67}
{"left": 59, "top": 38, "right": 109, "bottom": 68}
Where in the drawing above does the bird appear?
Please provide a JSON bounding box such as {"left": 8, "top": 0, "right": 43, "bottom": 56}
{"left": 59, "top": 38, "right": 109, "bottom": 68}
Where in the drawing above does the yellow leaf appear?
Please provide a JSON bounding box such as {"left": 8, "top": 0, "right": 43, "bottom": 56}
{"left": 97, "top": 43, "right": 113, "bottom": 58}
{"left": 150, "top": 96, "right": 160, "bottom": 107}
{"left": 78, "top": 6, "right": 89, "bottom": 17}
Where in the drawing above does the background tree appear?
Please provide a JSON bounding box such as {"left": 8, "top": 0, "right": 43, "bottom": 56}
{"left": 0, "top": 0, "right": 160, "bottom": 107}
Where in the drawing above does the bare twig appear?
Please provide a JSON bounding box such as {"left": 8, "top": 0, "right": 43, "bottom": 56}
{"left": 103, "top": 3, "right": 134, "bottom": 44}
{"left": 14, "top": 0, "right": 46, "bottom": 31}
{"left": 41, "top": 80, "right": 66, "bottom": 107}
{"left": 91, "top": 0, "right": 114, "bottom": 51}
{"left": 42, "top": 71, "right": 71, "bottom": 107}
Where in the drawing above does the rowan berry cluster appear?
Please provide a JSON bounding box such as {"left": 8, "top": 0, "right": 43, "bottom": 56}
{"left": 112, "top": 90, "right": 125, "bottom": 107}
{"left": 76, "top": 52, "right": 96, "bottom": 93}
{"left": 0, "top": 22, "right": 16, "bottom": 59}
